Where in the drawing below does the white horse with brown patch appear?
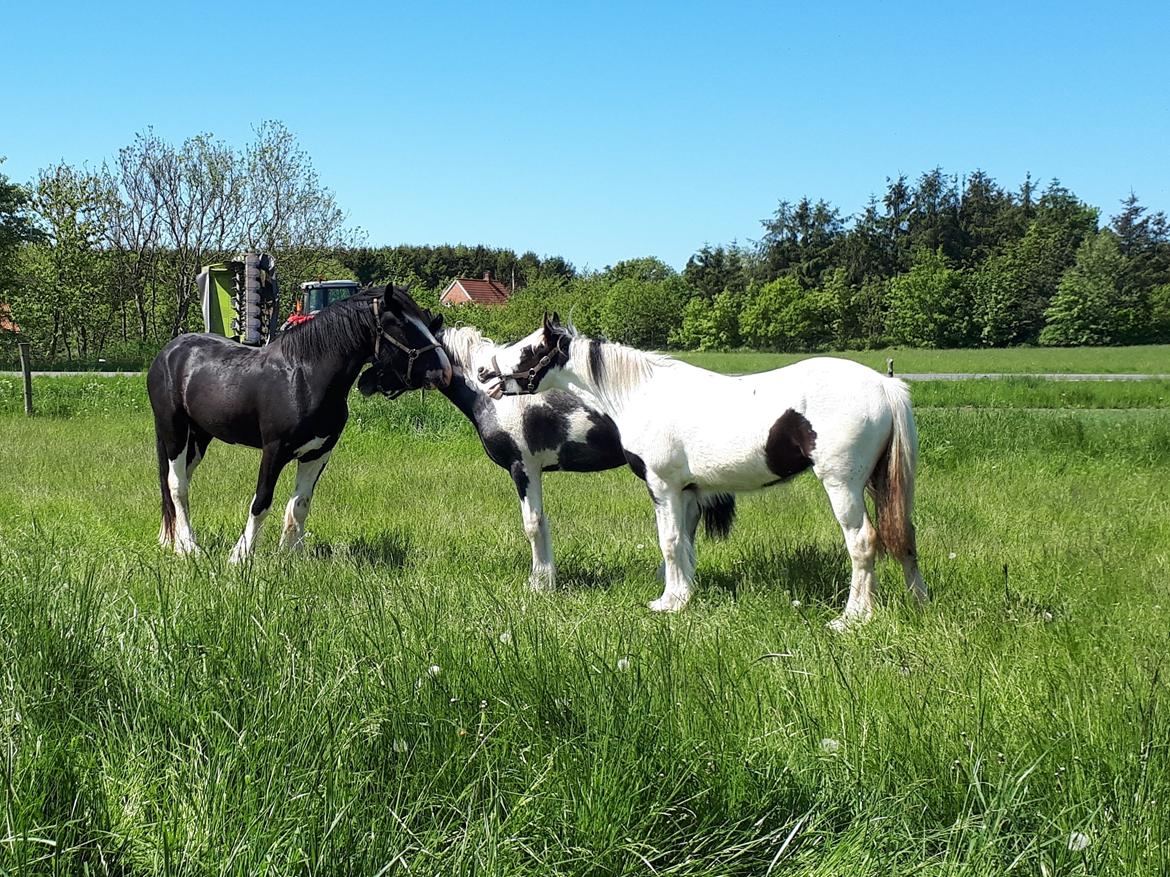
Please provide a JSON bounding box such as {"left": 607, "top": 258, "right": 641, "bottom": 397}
{"left": 477, "top": 314, "right": 927, "bottom": 629}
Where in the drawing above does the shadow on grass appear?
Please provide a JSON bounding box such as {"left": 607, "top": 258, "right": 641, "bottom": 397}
{"left": 700, "top": 541, "right": 850, "bottom": 606}
{"left": 311, "top": 529, "right": 412, "bottom": 569}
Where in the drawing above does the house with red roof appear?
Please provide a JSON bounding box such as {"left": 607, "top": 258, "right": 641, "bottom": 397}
{"left": 439, "top": 271, "right": 513, "bottom": 307}
{"left": 0, "top": 303, "right": 19, "bottom": 334}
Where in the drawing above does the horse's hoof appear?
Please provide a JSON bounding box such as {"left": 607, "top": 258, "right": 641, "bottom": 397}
{"left": 648, "top": 595, "right": 687, "bottom": 613}
{"left": 528, "top": 576, "right": 555, "bottom": 592}
{"left": 174, "top": 542, "right": 202, "bottom": 557}
{"left": 827, "top": 612, "right": 871, "bottom": 633}
{"left": 227, "top": 547, "right": 248, "bottom": 565}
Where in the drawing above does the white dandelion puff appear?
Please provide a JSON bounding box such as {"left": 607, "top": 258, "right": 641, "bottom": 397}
{"left": 427, "top": 664, "right": 441, "bottom": 678}
{"left": 948, "top": 552, "right": 957, "bottom": 560}
{"left": 498, "top": 631, "right": 512, "bottom": 645}
{"left": 392, "top": 738, "right": 409, "bottom": 754}
{"left": 617, "top": 657, "right": 631, "bottom": 672}
{"left": 791, "top": 599, "right": 802, "bottom": 609}
{"left": 820, "top": 737, "right": 840, "bottom": 755}
{"left": 1067, "top": 831, "right": 1090, "bottom": 852}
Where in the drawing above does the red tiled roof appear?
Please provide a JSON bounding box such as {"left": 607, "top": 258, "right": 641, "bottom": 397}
{"left": 0, "top": 303, "right": 18, "bottom": 334}
{"left": 441, "top": 276, "right": 512, "bottom": 306}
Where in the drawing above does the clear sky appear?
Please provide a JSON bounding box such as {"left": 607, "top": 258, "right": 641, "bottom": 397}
{"left": 5, "top": 0, "right": 1168, "bottom": 270}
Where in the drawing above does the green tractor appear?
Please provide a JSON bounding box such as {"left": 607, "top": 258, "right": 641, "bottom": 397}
{"left": 280, "top": 279, "right": 362, "bottom": 330}
{"left": 198, "top": 254, "right": 361, "bottom": 343}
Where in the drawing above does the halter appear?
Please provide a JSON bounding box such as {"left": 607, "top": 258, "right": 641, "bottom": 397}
{"left": 481, "top": 334, "right": 570, "bottom": 394}
{"left": 371, "top": 297, "right": 442, "bottom": 396}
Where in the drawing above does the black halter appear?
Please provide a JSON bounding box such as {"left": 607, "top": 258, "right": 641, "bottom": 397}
{"left": 372, "top": 297, "right": 441, "bottom": 397}
{"left": 481, "top": 334, "right": 571, "bottom": 394}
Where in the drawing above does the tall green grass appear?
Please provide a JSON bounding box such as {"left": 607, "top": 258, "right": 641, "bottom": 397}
{"left": 1, "top": 382, "right": 1168, "bottom": 874}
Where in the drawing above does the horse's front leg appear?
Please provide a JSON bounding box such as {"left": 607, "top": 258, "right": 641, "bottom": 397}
{"left": 229, "top": 443, "right": 289, "bottom": 564}
{"left": 647, "top": 481, "right": 695, "bottom": 612}
{"left": 656, "top": 490, "right": 700, "bottom": 582}
{"left": 280, "top": 447, "right": 333, "bottom": 551}
{"left": 513, "top": 461, "right": 555, "bottom": 590}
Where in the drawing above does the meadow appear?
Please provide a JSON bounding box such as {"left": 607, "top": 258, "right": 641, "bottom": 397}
{"left": 1, "top": 357, "right": 1168, "bottom": 875}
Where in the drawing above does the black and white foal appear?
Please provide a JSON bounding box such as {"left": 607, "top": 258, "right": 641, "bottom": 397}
{"left": 148, "top": 285, "right": 451, "bottom": 562}
{"left": 479, "top": 314, "right": 927, "bottom": 629}
{"left": 358, "top": 323, "right": 735, "bottom": 589}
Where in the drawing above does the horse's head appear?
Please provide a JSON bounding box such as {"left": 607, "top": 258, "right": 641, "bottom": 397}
{"left": 371, "top": 286, "right": 452, "bottom": 393}
{"left": 476, "top": 312, "right": 573, "bottom": 399}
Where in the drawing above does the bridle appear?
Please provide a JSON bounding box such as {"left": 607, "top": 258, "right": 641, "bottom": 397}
{"left": 371, "top": 297, "right": 442, "bottom": 398}
{"left": 480, "top": 334, "right": 571, "bottom": 395}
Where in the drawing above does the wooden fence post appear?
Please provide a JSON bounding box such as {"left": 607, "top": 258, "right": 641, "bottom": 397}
{"left": 886, "top": 358, "right": 895, "bottom": 377}
{"left": 18, "top": 342, "right": 33, "bottom": 415}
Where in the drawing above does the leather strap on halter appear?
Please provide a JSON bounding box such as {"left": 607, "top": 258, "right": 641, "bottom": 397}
{"left": 483, "top": 335, "right": 570, "bottom": 394}
{"left": 371, "top": 296, "right": 441, "bottom": 395}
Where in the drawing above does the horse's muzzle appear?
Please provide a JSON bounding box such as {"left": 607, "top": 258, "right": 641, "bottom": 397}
{"left": 425, "top": 362, "right": 453, "bottom": 389}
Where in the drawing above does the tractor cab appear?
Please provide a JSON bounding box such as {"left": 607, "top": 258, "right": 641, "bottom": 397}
{"left": 283, "top": 280, "right": 362, "bottom": 329}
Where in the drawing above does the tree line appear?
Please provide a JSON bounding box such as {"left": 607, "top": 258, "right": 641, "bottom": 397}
{"left": 2, "top": 127, "right": 1169, "bottom": 366}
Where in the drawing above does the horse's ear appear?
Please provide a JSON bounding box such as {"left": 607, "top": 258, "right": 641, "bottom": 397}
{"left": 551, "top": 311, "right": 561, "bottom": 325}
{"left": 542, "top": 311, "right": 554, "bottom": 333}
{"left": 428, "top": 311, "right": 444, "bottom": 333}
{"left": 381, "top": 285, "right": 394, "bottom": 307}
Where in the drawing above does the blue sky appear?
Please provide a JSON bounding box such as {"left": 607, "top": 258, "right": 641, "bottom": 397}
{"left": 5, "top": 0, "right": 1168, "bottom": 269}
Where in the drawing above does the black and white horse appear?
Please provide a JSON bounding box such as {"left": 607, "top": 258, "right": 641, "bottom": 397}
{"left": 478, "top": 314, "right": 926, "bottom": 629}
{"left": 358, "top": 323, "right": 735, "bottom": 589}
{"left": 148, "top": 285, "right": 452, "bottom": 562}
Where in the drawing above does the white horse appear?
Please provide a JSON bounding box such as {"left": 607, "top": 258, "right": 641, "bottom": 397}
{"left": 477, "top": 314, "right": 927, "bottom": 629}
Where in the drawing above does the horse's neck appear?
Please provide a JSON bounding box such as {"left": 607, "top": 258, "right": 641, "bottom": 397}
{"left": 440, "top": 369, "right": 485, "bottom": 421}
{"left": 440, "top": 328, "right": 496, "bottom": 372}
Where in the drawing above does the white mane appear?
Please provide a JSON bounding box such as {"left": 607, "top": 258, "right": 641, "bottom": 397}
{"left": 438, "top": 325, "right": 499, "bottom": 371}
{"left": 569, "top": 334, "right": 670, "bottom": 412}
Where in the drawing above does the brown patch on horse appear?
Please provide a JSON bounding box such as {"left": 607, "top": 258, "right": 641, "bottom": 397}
{"left": 765, "top": 410, "right": 817, "bottom": 480}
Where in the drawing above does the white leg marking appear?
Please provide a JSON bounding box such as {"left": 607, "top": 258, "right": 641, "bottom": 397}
{"left": 823, "top": 478, "right": 878, "bottom": 632}
{"left": 520, "top": 469, "right": 555, "bottom": 590}
{"left": 229, "top": 495, "right": 269, "bottom": 565}
{"left": 280, "top": 452, "right": 331, "bottom": 551}
{"left": 166, "top": 451, "right": 201, "bottom": 556}
{"left": 902, "top": 555, "right": 928, "bottom": 605}
{"left": 648, "top": 484, "right": 695, "bottom": 612}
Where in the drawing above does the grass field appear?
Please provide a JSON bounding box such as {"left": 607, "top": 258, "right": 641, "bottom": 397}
{"left": 1, "top": 366, "right": 1168, "bottom": 875}
{"left": 679, "top": 345, "right": 1170, "bottom": 376}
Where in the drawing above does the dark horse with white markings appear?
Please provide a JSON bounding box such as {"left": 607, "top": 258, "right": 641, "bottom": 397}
{"left": 358, "top": 322, "right": 735, "bottom": 589}
{"left": 148, "top": 285, "right": 452, "bottom": 562}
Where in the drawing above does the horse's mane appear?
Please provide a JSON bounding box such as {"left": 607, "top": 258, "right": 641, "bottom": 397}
{"left": 277, "top": 292, "right": 380, "bottom": 360}
{"left": 437, "top": 324, "right": 497, "bottom": 370}
{"left": 568, "top": 327, "right": 668, "bottom": 408}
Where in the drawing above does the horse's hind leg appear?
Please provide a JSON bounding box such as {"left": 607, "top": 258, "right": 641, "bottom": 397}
{"left": 900, "top": 552, "right": 928, "bottom": 606}
{"left": 513, "top": 461, "right": 555, "bottom": 590}
{"left": 280, "top": 448, "right": 332, "bottom": 552}
{"left": 229, "top": 443, "right": 289, "bottom": 564}
{"left": 822, "top": 477, "right": 878, "bottom": 631}
{"left": 155, "top": 414, "right": 202, "bottom": 555}
{"left": 648, "top": 483, "right": 696, "bottom": 612}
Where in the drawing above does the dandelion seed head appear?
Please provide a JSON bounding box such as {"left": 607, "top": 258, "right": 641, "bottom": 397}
{"left": 617, "top": 657, "right": 631, "bottom": 672}
{"left": 820, "top": 737, "right": 840, "bottom": 755}
{"left": 498, "top": 631, "right": 512, "bottom": 645}
{"left": 1067, "top": 831, "right": 1090, "bottom": 852}
{"left": 427, "top": 664, "right": 441, "bottom": 678}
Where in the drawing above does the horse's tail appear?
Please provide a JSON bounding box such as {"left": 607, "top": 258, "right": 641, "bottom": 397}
{"left": 156, "top": 432, "right": 176, "bottom": 545}
{"left": 870, "top": 378, "right": 918, "bottom": 558}
{"left": 700, "top": 493, "right": 737, "bottom": 540}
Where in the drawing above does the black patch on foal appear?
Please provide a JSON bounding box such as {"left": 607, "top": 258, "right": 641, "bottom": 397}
{"left": 522, "top": 403, "right": 571, "bottom": 453}
{"left": 765, "top": 409, "right": 817, "bottom": 480}
{"left": 483, "top": 430, "right": 522, "bottom": 470}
